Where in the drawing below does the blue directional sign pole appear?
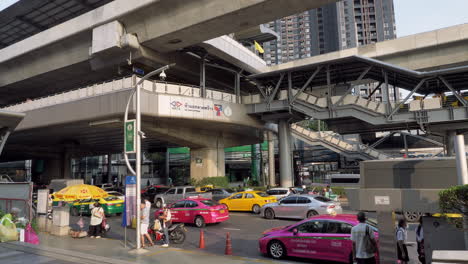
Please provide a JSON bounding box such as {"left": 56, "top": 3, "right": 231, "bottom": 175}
{"left": 123, "top": 63, "right": 175, "bottom": 250}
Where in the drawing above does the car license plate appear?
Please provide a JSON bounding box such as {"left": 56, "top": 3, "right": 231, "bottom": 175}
{"left": 116, "top": 204, "right": 122, "bottom": 207}
{"left": 220, "top": 209, "right": 225, "bottom": 214}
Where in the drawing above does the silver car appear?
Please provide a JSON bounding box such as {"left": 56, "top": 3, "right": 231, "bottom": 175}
{"left": 261, "top": 195, "right": 342, "bottom": 220}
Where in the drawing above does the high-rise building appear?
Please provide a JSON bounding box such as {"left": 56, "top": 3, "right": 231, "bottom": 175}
{"left": 264, "top": 0, "right": 396, "bottom": 65}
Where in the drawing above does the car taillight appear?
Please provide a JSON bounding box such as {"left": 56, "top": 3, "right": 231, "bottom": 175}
{"left": 328, "top": 205, "right": 335, "bottom": 209}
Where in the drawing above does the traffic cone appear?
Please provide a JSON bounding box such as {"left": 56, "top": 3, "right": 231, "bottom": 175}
{"left": 199, "top": 229, "right": 205, "bottom": 249}
{"left": 225, "top": 232, "right": 232, "bottom": 255}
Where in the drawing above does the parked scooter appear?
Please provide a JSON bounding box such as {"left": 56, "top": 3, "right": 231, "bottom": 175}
{"left": 148, "top": 223, "right": 186, "bottom": 244}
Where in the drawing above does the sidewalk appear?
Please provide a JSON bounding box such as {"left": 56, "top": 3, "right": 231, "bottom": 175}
{"left": 0, "top": 233, "right": 286, "bottom": 264}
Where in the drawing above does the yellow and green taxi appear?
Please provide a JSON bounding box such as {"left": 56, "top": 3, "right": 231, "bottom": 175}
{"left": 219, "top": 191, "right": 277, "bottom": 214}
{"left": 69, "top": 196, "right": 124, "bottom": 216}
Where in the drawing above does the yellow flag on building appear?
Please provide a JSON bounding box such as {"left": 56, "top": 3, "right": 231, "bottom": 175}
{"left": 254, "top": 40, "right": 264, "bottom": 54}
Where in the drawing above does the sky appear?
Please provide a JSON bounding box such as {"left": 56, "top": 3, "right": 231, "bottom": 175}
{"left": 0, "top": 0, "right": 19, "bottom": 11}
{"left": 394, "top": 0, "right": 468, "bottom": 37}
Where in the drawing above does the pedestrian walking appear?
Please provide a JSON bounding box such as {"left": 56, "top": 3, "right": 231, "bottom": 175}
{"left": 159, "top": 204, "right": 172, "bottom": 248}
{"left": 140, "top": 202, "right": 154, "bottom": 248}
{"left": 351, "top": 211, "right": 377, "bottom": 264}
{"left": 396, "top": 219, "right": 410, "bottom": 264}
{"left": 89, "top": 203, "right": 104, "bottom": 238}
{"left": 416, "top": 217, "right": 425, "bottom": 264}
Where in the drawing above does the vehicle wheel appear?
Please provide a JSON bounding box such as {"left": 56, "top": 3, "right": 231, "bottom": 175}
{"left": 404, "top": 211, "right": 422, "bottom": 222}
{"left": 252, "top": 204, "right": 261, "bottom": 214}
{"left": 264, "top": 208, "right": 275, "bottom": 219}
{"left": 194, "top": 216, "right": 206, "bottom": 228}
{"left": 307, "top": 210, "right": 318, "bottom": 218}
{"left": 116, "top": 213, "right": 122, "bottom": 216}
{"left": 71, "top": 207, "right": 79, "bottom": 216}
{"left": 170, "top": 229, "right": 186, "bottom": 244}
{"left": 268, "top": 240, "right": 286, "bottom": 259}
{"left": 155, "top": 199, "right": 163, "bottom": 209}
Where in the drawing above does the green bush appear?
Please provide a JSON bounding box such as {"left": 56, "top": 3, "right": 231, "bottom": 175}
{"left": 191, "top": 177, "right": 229, "bottom": 188}
{"left": 331, "top": 187, "right": 346, "bottom": 197}
{"left": 439, "top": 184, "right": 468, "bottom": 229}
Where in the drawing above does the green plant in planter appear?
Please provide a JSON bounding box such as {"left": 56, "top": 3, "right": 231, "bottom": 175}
{"left": 439, "top": 184, "right": 468, "bottom": 229}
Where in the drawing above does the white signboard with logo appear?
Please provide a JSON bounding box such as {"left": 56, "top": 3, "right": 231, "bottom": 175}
{"left": 158, "top": 95, "right": 233, "bottom": 120}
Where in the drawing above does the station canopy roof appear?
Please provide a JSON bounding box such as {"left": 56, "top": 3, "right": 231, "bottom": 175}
{"left": 0, "top": 0, "right": 113, "bottom": 49}
{"left": 249, "top": 55, "right": 468, "bottom": 95}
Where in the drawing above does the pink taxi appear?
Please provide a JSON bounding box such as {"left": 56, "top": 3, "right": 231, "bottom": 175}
{"left": 155, "top": 198, "right": 229, "bottom": 228}
{"left": 259, "top": 214, "right": 379, "bottom": 263}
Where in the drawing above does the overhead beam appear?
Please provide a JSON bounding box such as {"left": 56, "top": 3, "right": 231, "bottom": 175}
{"left": 367, "top": 82, "right": 383, "bottom": 101}
{"left": 333, "top": 66, "right": 372, "bottom": 106}
{"left": 268, "top": 73, "right": 284, "bottom": 104}
{"left": 439, "top": 76, "right": 468, "bottom": 107}
{"left": 290, "top": 66, "right": 322, "bottom": 104}
{"left": 387, "top": 78, "right": 428, "bottom": 120}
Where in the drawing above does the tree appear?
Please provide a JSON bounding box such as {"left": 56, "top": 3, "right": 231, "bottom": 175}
{"left": 297, "top": 120, "right": 328, "bottom": 131}
{"left": 439, "top": 185, "right": 468, "bottom": 233}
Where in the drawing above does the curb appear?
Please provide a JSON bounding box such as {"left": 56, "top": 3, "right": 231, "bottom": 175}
{"left": 2, "top": 242, "right": 134, "bottom": 264}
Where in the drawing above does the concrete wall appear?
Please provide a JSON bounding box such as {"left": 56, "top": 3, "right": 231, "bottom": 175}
{"left": 360, "top": 158, "right": 459, "bottom": 189}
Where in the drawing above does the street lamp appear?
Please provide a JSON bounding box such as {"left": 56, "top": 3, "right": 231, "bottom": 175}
{"left": 123, "top": 63, "right": 175, "bottom": 249}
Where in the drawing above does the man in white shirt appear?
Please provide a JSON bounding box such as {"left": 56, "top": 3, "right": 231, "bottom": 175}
{"left": 351, "top": 212, "right": 376, "bottom": 264}
{"left": 140, "top": 202, "right": 154, "bottom": 248}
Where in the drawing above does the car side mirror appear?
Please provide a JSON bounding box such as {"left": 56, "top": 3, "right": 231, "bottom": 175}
{"left": 293, "top": 228, "right": 299, "bottom": 236}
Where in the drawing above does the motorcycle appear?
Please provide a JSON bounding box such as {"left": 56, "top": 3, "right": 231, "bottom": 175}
{"left": 148, "top": 223, "right": 187, "bottom": 244}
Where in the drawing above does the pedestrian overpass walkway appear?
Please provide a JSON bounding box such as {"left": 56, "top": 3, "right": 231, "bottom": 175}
{"left": 291, "top": 124, "right": 391, "bottom": 160}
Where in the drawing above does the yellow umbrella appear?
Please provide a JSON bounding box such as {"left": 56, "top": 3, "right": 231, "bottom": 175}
{"left": 54, "top": 184, "right": 109, "bottom": 201}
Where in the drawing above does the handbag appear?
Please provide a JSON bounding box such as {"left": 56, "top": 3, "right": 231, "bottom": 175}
{"left": 363, "top": 225, "right": 377, "bottom": 254}
{"left": 24, "top": 223, "right": 40, "bottom": 245}
{"left": 153, "top": 219, "right": 161, "bottom": 231}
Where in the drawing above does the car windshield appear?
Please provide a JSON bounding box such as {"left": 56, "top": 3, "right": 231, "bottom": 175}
{"left": 256, "top": 192, "right": 269, "bottom": 197}
{"left": 200, "top": 200, "right": 218, "bottom": 206}
{"left": 104, "top": 196, "right": 120, "bottom": 201}
{"left": 314, "top": 196, "right": 332, "bottom": 203}
{"left": 225, "top": 189, "right": 234, "bottom": 193}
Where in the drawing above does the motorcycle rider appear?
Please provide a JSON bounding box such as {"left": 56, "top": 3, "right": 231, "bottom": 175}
{"left": 159, "top": 204, "right": 172, "bottom": 248}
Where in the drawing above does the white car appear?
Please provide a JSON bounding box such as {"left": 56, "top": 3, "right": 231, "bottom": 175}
{"left": 106, "top": 191, "right": 125, "bottom": 201}
{"left": 266, "top": 188, "right": 292, "bottom": 200}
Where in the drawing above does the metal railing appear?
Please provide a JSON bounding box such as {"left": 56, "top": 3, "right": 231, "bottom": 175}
{"left": 2, "top": 76, "right": 238, "bottom": 113}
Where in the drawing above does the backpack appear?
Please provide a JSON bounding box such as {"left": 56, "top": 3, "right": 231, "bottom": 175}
{"left": 363, "top": 225, "right": 377, "bottom": 254}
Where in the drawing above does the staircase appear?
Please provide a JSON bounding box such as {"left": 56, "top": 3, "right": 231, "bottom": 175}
{"left": 291, "top": 124, "right": 391, "bottom": 160}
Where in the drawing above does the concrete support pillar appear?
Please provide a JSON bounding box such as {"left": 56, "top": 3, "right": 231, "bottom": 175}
{"left": 251, "top": 144, "right": 261, "bottom": 184}
{"left": 190, "top": 145, "right": 225, "bottom": 181}
{"left": 62, "top": 153, "right": 71, "bottom": 179}
{"left": 446, "top": 130, "right": 456, "bottom": 156}
{"left": 107, "top": 154, "right": 112, "bottom": 183}
{"left": 267, "top": 131, "right": 276, "bottom": 187}
{"left": 166, "top": 148, "right": 170, "bottom": 185}
{"left": 377, "top": 211, "right": 397, "bottom": 263}
{"left": 278, "top": 119, "right": 293, "bottom": 187}
{"left": 454, "top": 134, "right": 468, "bottom": 185}
{"left": 200, "top": 54, "right": 206, "bottom": 98}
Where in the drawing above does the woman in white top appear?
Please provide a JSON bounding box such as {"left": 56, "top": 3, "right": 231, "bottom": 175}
{"left": 396, "top": 219, "right": 409, "bottom": 264}
{"left": 89, "top": 202, "right": 104, "bottom": 238}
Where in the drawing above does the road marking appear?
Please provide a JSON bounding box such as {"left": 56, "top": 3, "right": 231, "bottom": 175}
{"left": 223, "top": 228, "right": 241, "bottom": 231}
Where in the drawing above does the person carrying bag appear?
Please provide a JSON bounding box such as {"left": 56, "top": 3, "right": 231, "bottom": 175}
{"left": 351, "top": 212, "right": 377, "bottom": 264}
{"left": 89, "top": 202, "right": 104, "bottom": 238}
